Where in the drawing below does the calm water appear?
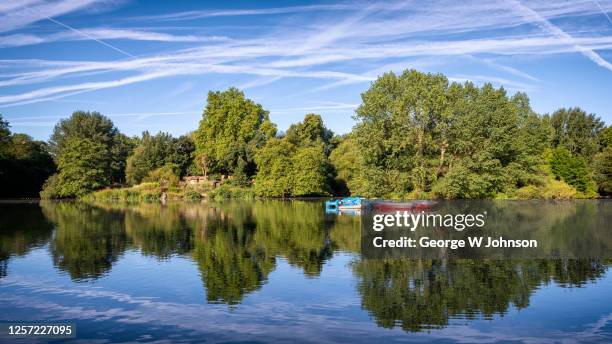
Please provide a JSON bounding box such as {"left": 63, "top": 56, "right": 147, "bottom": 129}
{"left": 0, "top": 200, "right": 611, "bottom": 343}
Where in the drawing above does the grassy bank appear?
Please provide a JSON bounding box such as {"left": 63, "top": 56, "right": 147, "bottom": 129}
{"left": 83, "top": 174, "right": 593, "bottom": 203}
{"left": 82, "top": 182, "right": 256, "bottom": 202}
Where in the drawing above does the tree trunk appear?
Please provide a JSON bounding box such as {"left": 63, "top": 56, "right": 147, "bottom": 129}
{"left": 436, "top": 140, "right": 447, "bottom": 177}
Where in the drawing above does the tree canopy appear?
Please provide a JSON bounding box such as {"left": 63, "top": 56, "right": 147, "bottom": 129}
{"left": 347, "top": 70, "right": 555, "bottom": 199}
{"left": 41, "top": 111, "right": 130, "bottom": 198}
{"left": 1, "top": 72, "right": 608, "bottom": 200}
{"left": 194, "top": 88, "right": 276, "bottom": 177}
{"left": 0, "top": 115, "right": 56, "bottom": 197}
{"left": 125, "top": 131, "right": 194, "bottom": 185}
{"left": 254, "top": 113, "right": 333, "bottom": 197}
{"left": 550, "top": 107, "right": 604, "bottom": 159}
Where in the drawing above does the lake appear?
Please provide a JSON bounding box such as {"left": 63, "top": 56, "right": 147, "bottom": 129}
{"left": 0, "top": 200, "right": 611, "bottom": 343}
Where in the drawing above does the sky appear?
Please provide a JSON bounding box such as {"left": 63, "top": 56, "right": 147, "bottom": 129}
{"left": 1, "top": 0, "right": 611, "bottom": 141}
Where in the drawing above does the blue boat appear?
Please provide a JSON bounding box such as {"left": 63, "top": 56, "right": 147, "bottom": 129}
{"left": 325, "top": 197, "right": 366, "bottom": 211}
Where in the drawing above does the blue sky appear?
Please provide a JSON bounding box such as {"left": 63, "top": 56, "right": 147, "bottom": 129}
{"left": 1, "top": 0, "right": 611, "bottom": 140}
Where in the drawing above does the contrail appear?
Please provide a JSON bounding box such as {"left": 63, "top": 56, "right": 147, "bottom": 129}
{"left": 593, "top": 0, "right": 612, "bottom": 25}
{"left": 45, "top": 16, "right": 135, "bottom": 58}
{"left": 511, "top": 0, "right": 612, "bottom": 72}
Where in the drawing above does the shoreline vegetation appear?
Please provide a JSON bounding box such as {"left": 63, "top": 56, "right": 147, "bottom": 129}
{"left": 1, "top": 69, "right": 610, "bottom": 201}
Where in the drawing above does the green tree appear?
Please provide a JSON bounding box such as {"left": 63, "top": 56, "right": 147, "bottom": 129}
{"left": 254, "top": 138, "right": 295, "bottom": 197}
{"left": 285, "top": 113, "right": 334, "bottom": 153}
{"left": 0, "top": 116, "right": 56, "bottom": 197}
{"left": 4, "top": 134, "right": 55, "bottom": 197}
{"left": 126, "top": 131, "right": 179, "bottom": 185}
{"left": 254, "top": 114, "right": 333, "bottom": 197}
{"left": 291, "top": 145, "right": 331, "bottom": 196}
{"left": 170, "top": 134, "right": 196, "bottom": 177}
{"left": 549, "top": 147, "right": 596, "bottom": 194}
{"left": 194, "top": 88, "right": 276, "bottom": 177}
{"left": 42, "top": 111, "right": 126, "bottom": 197}
{"left": 353, "top": 70, "right": 450, "bottom": 196}
{"left": 110, "top": 133, "right": 137, "bottom": 184}
{"left": 352, "top": 70, "right": 541, "bottom": 199}
{"left": 329, "top": 136, "right": 365, "bottom": 195}
{"left": 593, "top": 147, "right": 612, "bottom": 195}
{"left": 42, "top": 138, "right": 110, "bottom": 198}
{"left": 599, "top": 126, "right": 612, "bottom": 149}
{"left": 550, "top": 107, "right": 604, "bottom": 159}
{"left": 0, "top": 115, "right": 10, "bottom": 157}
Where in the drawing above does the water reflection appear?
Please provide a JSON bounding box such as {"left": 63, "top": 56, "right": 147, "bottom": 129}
{"left": 353, "top": 258, "right": 608, "bottom": 332}
{"left": 0, "top": 202, "right": 54, "bottom": 278}
{"left": 0, "top": 200, "right": 610, "bottom": 335}
{"left": 41, "top": 202, "right": 128, "bottom": 280}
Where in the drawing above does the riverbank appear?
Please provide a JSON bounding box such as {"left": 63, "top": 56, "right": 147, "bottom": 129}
{"left": 82, "top": 182, "right": 256, "bottom": 202}
{"left": 81, "top": 173, "right": 596, "bottom": 203}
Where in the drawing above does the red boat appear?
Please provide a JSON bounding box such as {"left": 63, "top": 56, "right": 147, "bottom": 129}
{"left": 371, "top": 200, "right": 437, "bottom": 212}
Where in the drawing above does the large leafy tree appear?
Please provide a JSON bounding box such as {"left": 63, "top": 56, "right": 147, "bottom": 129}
{"left": 291, "top": 145, "right": 330, "bottom": 196}
{"left": 42, "top": 111, "right": 129, "bottom": 198}
{"left": 50, "top": 111, "right": 116, "bottom": 155}
{"left": 254, "top": 138, "right": 295, "bottom": 197}
{"left": 353, "top": 70, "right": 450, "bottom": 196}
{"left": 49, "top": 111, "right": 131, "bottom": 184}
{"left": 194, "top": 88, "right": 276, "bottom": 177}
{"left": 352, "top": 69, "right": 551, "bottom": 199}
{"left": 549, "top": 147, "right": 596, "bottom": 194}
{"left": 0, "top": 115, "right": 56, "bottom": 197}
{"left": 0, "top": 115, "right": 10, "bottom": 157}
{"left": 285, "top": 113, "right": 334, "bottom": 154}
{"left": 593, "top": 147, "right": 612, "bottom": 195}
{"left": 127, "top": 132, "right": 173, "bottom": 185}
{"left": 126, "top": 132, "right": 195, "bottom": 185}
{"left": 329, "top": 136, "right": 365, "bottom": 195}
{"left": 550, "top": 107, "right": 604, "bottom": 159}
{"left": 254, "top": 114, "right": 333, "bottom": 197}
{"left": 593, "top": 128, "right": 612, "bottom": 195}
{"left": 42, "top": 138, "right": 110, "bottom": 198}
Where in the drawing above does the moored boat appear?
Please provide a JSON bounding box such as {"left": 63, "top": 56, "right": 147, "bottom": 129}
{"left": 326, "top": 197, "right": 436, "bottom": 213}
{"left": 325, "top": 197, "right": 365, "bottom": 211}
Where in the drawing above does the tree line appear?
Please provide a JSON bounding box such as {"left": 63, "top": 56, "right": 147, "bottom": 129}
{"left": 0, "top": 69, "right": 610, "bottom": 199}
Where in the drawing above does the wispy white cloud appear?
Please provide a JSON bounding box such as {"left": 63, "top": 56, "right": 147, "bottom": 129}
{"left": 270, "top": 102, "right": 359, "bottom": 114}
{"left": 130, "top": 3, "right": 359, "bottom": 21}
{"left": 1, "top": 0, "right": 612, "bottom": 109}
{"left": 0, "top": 0, "right": 110, "bottom": 33}
{"left": 510, "top": 0, "right": 612, "bottom": 72}
{"left": 594, "top": 0, "right": 612, "bottom": 25}
{"left": 0, "top": 28, "right": 230, "bottom": 48}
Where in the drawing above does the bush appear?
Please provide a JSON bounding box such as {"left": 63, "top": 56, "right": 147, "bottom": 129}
{"left": 209, "top": 184, "right": 255, "bottom": 200}
{"left": 40, "top": 174, "right": 61, "bottom": 199}
{"left": 183, "top": 190, "right": 203, "bottom": 201}
{"left": 82, "top": 186, "right": 163, "bottom": 202}
{"left": 513, "top": 178, "right": 577, "bottom": 199}
{"left": 514, "top": 185, "right": 539, "bottom": 199}
{"left": 549, "top": 147, "right": 596, "bottom": 194}
{"left": 143, "top": 165, "right": 179, "bottom": 188}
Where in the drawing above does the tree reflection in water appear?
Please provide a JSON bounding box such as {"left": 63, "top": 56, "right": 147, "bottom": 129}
{"left": 352, "top": 258, "right": 608, "bottom": 332}
{"left": 0, "top": 202, "right": 54, "bottom": 278}
{"left": 0, "top": 200, "right": 604, "bottom": 333}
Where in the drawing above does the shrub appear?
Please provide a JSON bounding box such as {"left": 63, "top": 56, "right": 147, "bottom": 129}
{"left": 549, "top": 147, "right": 596, "bottom": 194}
{"left": 514, "top": 185, "right": 539, "bottom": 199}
{"left": 184, "top": 190, "right": 203, "bottom": 201}
{"left": 40, "top": 174, "right": 61, "bottom": 199}
{"left": 143, "top": 165, "right": 179, "bottom": 188}
{"left": 513, "top": 178, "right": 577, "bottom": 199}
{"left": 209, "top": 184, "right": 255, "bottom": 200}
